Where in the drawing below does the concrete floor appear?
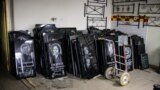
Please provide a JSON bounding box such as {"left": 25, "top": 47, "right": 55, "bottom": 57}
{"left": 0, "top": 69, "right": 160, "bottom": 90}
{"left": 0, "top": 69, "right": 28, "bottom": 90}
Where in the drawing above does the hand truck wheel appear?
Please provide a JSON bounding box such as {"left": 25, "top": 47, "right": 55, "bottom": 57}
{"left": 105, "top": 67, "right": 113, "bottom": 80}
{"left": 119, "top": 72, "right": 130, "bottom": 86}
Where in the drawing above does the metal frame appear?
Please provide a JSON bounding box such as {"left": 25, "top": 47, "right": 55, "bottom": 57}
{"left": 87, "top": 16, "right": 107, "bottom": 29}
{"left": 143, "top": 16, "right": 160, "bottom": 27}
{"left": 113, "top": 0, "right": 147, "bottom": 3}
{"left": 84, "top": 3, "right": 105, "bottom": 17}
{"left": 87, "top": 0, "right": 107, "bottom": 6}
{"left": 98, "top": 38, "right": 129, "bottom": 77}
{"left": 114, "top": 43, "right": 128, "bottom": 76}
{"left": 113, "top": 4, "right": 135, "bottom": 14}
{"left": 138, "top": 3, "right": 160, "bottom": 15}
{"left": 97, "top": 38, "right": 132, "bottom": 86}
{"left": 117, "top": 16, "right": 140, "bottom": 28}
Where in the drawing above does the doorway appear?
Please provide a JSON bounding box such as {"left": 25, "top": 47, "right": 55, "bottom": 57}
{"left": 0, "top": 0, "right": 12, "bottom": 71}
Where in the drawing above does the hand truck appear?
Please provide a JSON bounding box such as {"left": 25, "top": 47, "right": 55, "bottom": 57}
{"left": 101, "top": 38, "right": 130, "bottom": 86}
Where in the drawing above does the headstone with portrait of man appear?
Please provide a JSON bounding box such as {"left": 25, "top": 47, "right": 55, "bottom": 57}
{"left": 9, "top": 31, "right": 36, "bottom": 79}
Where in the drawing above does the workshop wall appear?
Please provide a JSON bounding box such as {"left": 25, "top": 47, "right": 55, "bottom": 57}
{"left": 111, "top": 0, "right": 160, "bottom": 67}
{"left": 13, "top": 0, "right": 112, "bottom": 30}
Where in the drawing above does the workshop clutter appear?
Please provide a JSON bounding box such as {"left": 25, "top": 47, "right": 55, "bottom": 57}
{"left": 8, "top": 24, "right": 149, "bottom": 80}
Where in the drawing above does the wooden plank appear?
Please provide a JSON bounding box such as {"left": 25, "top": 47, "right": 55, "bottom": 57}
{"left": 26, "top": 78, "right": 37, "bottom": 88}
{"left": 21, "top": 79, "right": 33, "bottom": 89}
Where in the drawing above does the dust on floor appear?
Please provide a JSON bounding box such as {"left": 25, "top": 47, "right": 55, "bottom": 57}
{"left": 0, "top": 69, "right": 160, "bottom": 90}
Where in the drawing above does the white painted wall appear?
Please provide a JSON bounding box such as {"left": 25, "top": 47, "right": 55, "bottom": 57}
{"left": 106, "top": 0, "right": 112, "bottom": 29}
{"left": 111, "top": 22, "right": 147, "bottom": 43}
{"left": 13, "top": 0, "right": 72, "bottom": 30}
{"left": 145, "top": 0, "right": 160, "bottom": 66}
{"left": 13, "top": 0, "right": 112, "bottom": 31}
{"left": 146, "top": 27, "right": 160, "bottom": 66}
{"left": 13, "top": 0, "right": 160, "bottom": 66}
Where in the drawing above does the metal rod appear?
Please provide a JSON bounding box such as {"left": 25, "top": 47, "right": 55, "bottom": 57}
{"left": 115, "top": 55, "right": 125, "bottom": 58}
{"left": 84, "top": 3, "right": 86, "bottom": 17}
{"left": 115, "top": 68, "right": 125, "bottom": 72}
{"left": 116, "top": 61, "right": 126, "bottom": 65}
{"left": 113, "top": 0, "right": 147, "bottom": 3}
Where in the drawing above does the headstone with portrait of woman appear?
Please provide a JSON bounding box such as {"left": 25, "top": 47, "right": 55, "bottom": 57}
{"left": 33, "top": 24, "right": 67, "bottom": 79}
